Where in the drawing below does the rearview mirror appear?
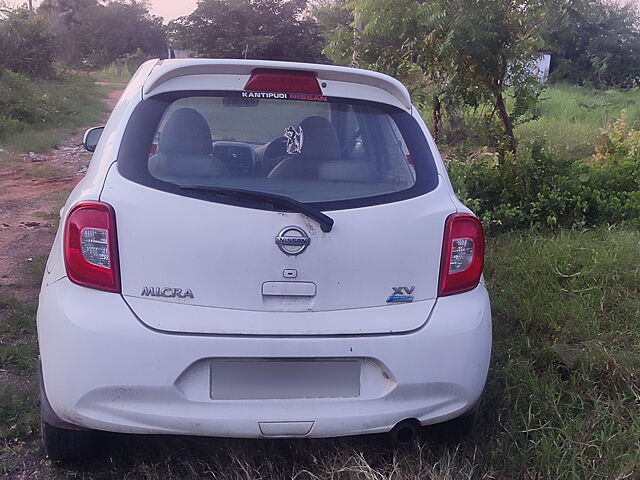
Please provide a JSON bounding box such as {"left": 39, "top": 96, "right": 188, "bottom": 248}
{"left": 83, "top": 127, "right": 104, "bottom": 152}
{"left": 223, "top": 97, "right": 259, "bottom": 107}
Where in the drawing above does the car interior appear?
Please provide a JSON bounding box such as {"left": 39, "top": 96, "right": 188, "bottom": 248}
{"left": 146, "top": 97, "right": 417, "bottom": 202}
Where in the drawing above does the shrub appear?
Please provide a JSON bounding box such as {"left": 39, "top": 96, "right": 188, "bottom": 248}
{"left": 0, "top": 68, "right": 57, "bottom": 138}
{"left": 0, "top": 8, "right": 56, "bottom": 78}
{"left": 0, "top": 69, "right": 102, "bottom": 144}
{"left": 448, "top": 115, "right": 640, "bottom": 233}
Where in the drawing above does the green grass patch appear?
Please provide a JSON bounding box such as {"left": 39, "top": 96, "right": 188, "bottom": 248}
{"left": 516, "top": 84, "right": 640, "bottom": 160}
{"left": 481, "top": 228, "right": 640, "bottom": 478}
{"left": 91, "top": 59, "right": 135, "bottom": 85}
{"left": 0, "top": 72, "right": 110, "bottom": 153}
{"left": 0, "top": 379, "right": 39, "bottom": 440}
{"left": 22, "top": 165, "right": 69, "bottom": 180}
{"left": 37, "top": 210, "right": 62, "bottom": 230}
{"left": 0, "top": 297, "right": 38, "bottom": 376}
{"left": 8, "top": 129, "right": 65, "bottom": 153}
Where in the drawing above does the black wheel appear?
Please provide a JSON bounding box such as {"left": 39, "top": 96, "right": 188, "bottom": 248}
{"left": 41, "top": 418, "right": 100, "bottom": 461}
{"left": 426, "top": 393, "right": 482, "bottom": 443}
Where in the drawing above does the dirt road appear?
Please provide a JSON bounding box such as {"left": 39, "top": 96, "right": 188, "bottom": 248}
{"left": 0, "top": 89, "right": 122, "bottom": 300}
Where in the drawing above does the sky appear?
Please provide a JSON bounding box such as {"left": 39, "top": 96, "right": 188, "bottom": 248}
{"left": 146, "top": 0, "right": 198, "bottom": 22}
{"left": 6, "top": 0, "right": 199, "bottom": 22}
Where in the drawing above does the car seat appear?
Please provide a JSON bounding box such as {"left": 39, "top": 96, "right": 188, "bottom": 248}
{"left": 149, "top": 108, "right": 228, "bottom": 182}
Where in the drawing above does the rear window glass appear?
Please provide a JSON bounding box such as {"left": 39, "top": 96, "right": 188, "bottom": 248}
{"left": 117, "top": 92, "right": 438, "bottom": 210}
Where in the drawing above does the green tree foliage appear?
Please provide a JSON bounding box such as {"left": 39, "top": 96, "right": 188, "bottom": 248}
{"left": 170, "top": 0, "right": 325, "bottom": 62}
{"left": 545, "top": 0, "right": 640, "bottom": 88}
{"left": 72, "top": 1, "right": 166, "bottom": 67}
{"left": 321, "top": 0, "right": 547, "bottom": 153}
{"left": 0, "top": 8, "right": 56, "bottom": 78}
{"left": 38, "top": 0, "right": 166, "bottom": 68}
{"left": 38, "top": 0, "right": 98, "bottom": 63}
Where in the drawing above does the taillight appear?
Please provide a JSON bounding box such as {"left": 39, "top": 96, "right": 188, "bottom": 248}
{"left": 439, "top": 213, "right": 484, "bottom": 297}
{"left": 64, "top": 201, "right": 120, "bottom": 292}
{"left": 244, "top": 69, "right": 322, "bottom": 94}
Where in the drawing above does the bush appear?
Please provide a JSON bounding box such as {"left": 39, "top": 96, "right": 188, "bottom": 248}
{"left": 0, "top": 68, "right": 57, "bottom": 138}
{"left": 0, "top": 8, "right": 56, "bottom": 78}
{"left": 0, "top": 69, "right": 104, "bottom": 145}
{"left": 448, "top": 115, "right": 640, "bottom": 233}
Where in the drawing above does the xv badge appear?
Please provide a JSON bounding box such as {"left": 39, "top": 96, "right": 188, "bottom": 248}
{"left": 386, "top": 286, "right": 415, "bottom": 304}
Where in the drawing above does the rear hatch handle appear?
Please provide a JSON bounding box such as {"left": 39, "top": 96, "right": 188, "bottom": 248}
{"left": 179, "top": 185, "right": 334, "bottom": 233}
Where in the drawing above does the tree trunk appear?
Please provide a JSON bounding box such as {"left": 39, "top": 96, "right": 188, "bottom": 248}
{"left": 495, "top": 89, "right": 516, "bottom": 154}
{"left": 432, "top": 95, "right": 442, "bottom": 142}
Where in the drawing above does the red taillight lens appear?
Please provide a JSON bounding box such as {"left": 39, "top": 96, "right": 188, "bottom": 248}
{"left": 64, "top": 201, "right": 120, "bottom": 292}
{"left": 244, "top": 69, "right": 322, "bottom": 94}
{"left": 439, "top": 213, "right": 485, "bottom": 297}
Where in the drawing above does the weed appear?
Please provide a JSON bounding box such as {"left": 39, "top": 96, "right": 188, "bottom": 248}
{"left": 37, "top": 210, "right": 61, "bottom": 230}
{"left": 515, "top": 84, "right": 640, "bottom": 160}
{"left": 1, "top": 72, "right": 109, "bottom": 153}
{"left": 22, "top": 165, "right": 69, "bottom": 180}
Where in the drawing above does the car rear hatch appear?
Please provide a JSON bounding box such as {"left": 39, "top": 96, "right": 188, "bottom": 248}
{"left": 100, "top": 62, "right": 457, "bottom": 335}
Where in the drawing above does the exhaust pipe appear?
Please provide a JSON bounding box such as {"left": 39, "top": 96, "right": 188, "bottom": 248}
{"left": 388, "top": 419, "right": 419, "bottom": 447}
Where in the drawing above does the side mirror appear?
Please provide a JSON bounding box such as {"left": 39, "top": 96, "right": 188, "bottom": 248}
{"left": 83, "top": 127, "right": 104, "bottom": 152}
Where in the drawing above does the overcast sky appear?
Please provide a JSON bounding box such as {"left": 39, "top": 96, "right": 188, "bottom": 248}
{"left": 6, "top": 0, "right": 198, "bottom": 21}
{"left": 146, "top": 0, "right": 198, "bottom": 21}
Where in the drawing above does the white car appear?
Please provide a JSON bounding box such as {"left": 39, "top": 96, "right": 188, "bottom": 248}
{"left": 37, "top": 59, "right": 491, "bottom": 460}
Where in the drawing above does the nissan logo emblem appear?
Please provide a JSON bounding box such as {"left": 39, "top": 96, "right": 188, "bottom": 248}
{"left": 275, "top": 226, "right": 310, "bottom": 255}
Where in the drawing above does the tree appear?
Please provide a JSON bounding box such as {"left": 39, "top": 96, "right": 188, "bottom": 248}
{"left": 38, "top": 0, "right": 166, "bottom": 68}
{"left": 38, "top": 0, "right": 100, "bottom": 63}
{"left": 0, "top": 8, "right": 56, "bottom": 77}
{"left": 72, "top": 1, "right": 166, "bottom": 67}
{"left": 322, "top": 0, "right": 547, "bottom": 153}
{"left": 170, "top": 0, "right": 326, "bottom": 63}
{"left": 543, "top": 0, "right": 640, "bottom": 88}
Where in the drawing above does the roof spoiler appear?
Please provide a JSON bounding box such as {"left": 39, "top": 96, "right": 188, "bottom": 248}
{"left": 142, "top": 59, "right": 412, "bottom": 110}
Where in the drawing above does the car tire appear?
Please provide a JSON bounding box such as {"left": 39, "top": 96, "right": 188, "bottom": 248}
{"left": 41, "top": 419, "right": 100, "bottom": 461}
{"left": 426, "top": 392, "right": 482, "bottom": 443}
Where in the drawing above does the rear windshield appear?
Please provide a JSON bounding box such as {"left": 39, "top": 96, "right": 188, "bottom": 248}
{"left": 117, "top": 91, "right": 438, "bottom": 210}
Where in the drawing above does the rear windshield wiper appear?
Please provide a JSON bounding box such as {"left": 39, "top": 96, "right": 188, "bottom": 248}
{"left": 179, "top": 185, "right": 334, "bottom": 233}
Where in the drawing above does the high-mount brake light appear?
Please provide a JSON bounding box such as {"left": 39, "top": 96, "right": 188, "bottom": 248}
{"left": 244, "top": 69, "right": 322, "bottom": 94}
{"left": 438, "top": 213, "right": 485, "bottom": 297}
{"left": 64, "top": 201, "right": 120, "bottom": 292}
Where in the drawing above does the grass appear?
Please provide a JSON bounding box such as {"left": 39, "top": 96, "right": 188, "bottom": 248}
{"left": 515, "top": 84, "right": 640, "bottom": 160}
{"left": 0, "top": 228, "right": 637, "bottom": 478}
{"left": 37, "top": 209, "right": 63, "bottom": 230}
{"left": 22, "top": 165, "right": 69, "bottom": 180}
{"left": 0, "top": 73, "right": 114, "bottom": 153}
{"left": 91, "top": 62, "right": 133, "bottom": 85}
{"left": 481, "top": 228, "right": 640, "bottom": 479}
{"left": 0, "top": 295, "right": 39, "bottom": 439}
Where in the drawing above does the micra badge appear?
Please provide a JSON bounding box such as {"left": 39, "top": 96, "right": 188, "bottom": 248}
{"left": 141, "top": 287, "right": 194, "bottom": 299}
{"left": 386, "top": 286, "right": 415, "bottom": 304}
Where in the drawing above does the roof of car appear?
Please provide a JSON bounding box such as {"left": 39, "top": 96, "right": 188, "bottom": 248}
{"left": 141, "top": 59, "right": 412, "bottom": 110}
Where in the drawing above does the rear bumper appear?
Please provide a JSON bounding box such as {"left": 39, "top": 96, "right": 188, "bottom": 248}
{"left": 37, "top": 279, "right": 491, "bottom": 438}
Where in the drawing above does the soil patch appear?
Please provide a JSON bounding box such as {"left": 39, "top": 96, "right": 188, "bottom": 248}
{"left": 0, "top": 88, "right": 123, "bottom": 300}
